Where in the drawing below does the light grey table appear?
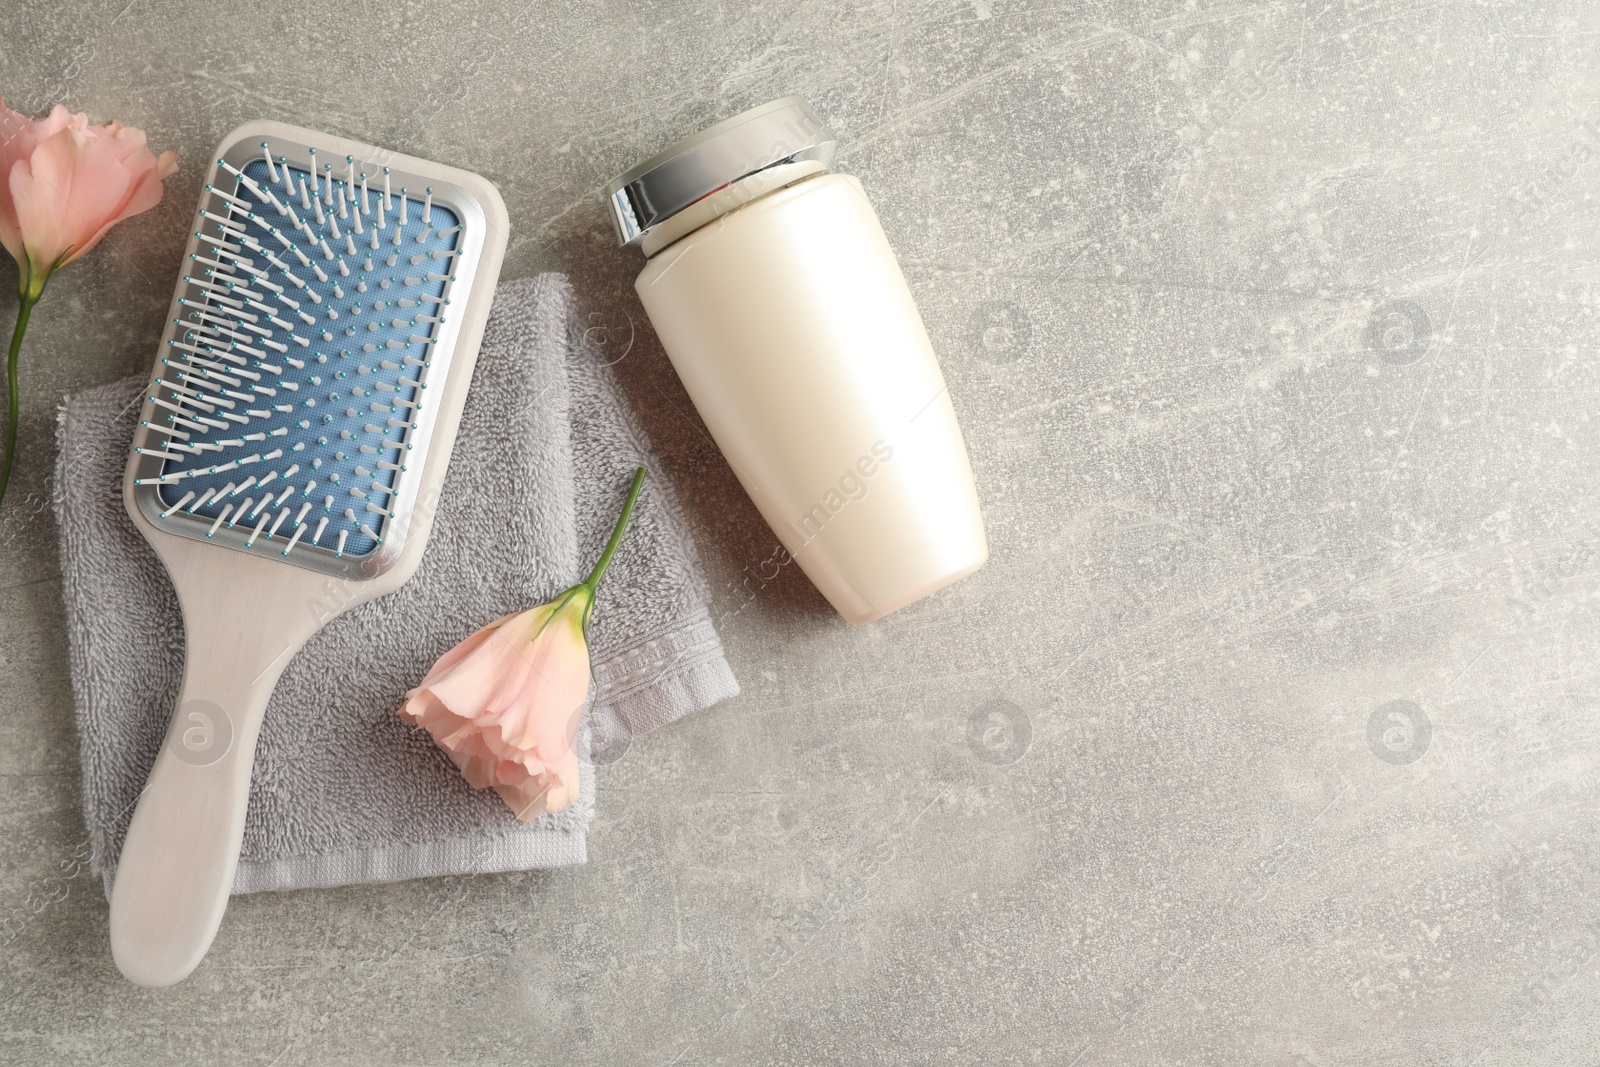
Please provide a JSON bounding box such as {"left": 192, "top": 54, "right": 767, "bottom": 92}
{"left": 3, "top": 1, "right": 1598, "bottom": 1063}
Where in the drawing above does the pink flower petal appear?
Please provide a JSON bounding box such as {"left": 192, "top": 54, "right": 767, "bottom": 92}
{"left": 0, "top": 100, "right": 40, "bottom": 264}
{"left": 415, "top": 611, "right": 517, "bottom": 687}
{"left": 0, "top": 102, "right": 175, "bottom": 278}
{"left": 399, "top": 588, "right": 595, "bottom": 816}
{"left": 14, "top": 128, "right": 134, "bottom": 270}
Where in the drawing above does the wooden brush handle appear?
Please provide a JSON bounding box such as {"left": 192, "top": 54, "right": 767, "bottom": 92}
{"left": 109, "top": 558, "right": 319, "bottom": 987}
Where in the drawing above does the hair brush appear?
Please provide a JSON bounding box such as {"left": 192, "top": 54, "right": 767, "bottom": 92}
{"left": 111, "top": 120, "right": 507, "bottom": 986}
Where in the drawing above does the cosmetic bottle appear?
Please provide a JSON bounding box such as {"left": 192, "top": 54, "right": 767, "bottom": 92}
{"left": 605, "top": 97, "right": 986, "bottom": 623}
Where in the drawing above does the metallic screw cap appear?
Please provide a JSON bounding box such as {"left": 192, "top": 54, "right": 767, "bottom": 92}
{"left": 603, "top": 96, "right": 838, "bottom": 249}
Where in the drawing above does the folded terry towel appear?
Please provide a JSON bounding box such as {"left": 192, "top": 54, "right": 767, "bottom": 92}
{"left": 53, "top": 273, "right": 739, "bottom": 896}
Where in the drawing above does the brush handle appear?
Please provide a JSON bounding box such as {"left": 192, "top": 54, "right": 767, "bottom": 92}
{"left": 108, "top": 559, "right": 320, "bottom": 988}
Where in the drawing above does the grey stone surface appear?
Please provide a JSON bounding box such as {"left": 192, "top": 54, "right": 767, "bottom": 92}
{"left": 3, "top": 0, "right": 1600, "bottom": 1063}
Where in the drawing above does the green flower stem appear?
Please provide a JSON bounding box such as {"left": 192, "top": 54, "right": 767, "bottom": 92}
{"left": 0, "top": 288, "right": 40, "bottom": 509}
{"left": 581, "top": 466, "right": 649, "bottom": 594}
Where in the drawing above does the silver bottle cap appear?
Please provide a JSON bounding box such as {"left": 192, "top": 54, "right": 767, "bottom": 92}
{"left": 604, "top": 96, "right": 838, "bottom": 249}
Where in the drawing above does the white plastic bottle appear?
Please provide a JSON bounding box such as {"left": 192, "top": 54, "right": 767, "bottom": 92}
{"left": 605, "top": 98, "right": 986, "bottom": 623}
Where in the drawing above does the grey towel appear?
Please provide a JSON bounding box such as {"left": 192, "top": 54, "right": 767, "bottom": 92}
{"left": 52, "top": 273, "right": 739, "bottom": 896}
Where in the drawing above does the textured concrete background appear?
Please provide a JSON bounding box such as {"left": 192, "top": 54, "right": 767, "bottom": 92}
{"left": 3, "top": 0, "right": 1600, "bottom": 1063}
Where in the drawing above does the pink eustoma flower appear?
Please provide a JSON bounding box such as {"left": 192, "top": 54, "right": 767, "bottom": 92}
{"left": 400, "top": 468, "right": 648, "bottom": 820}
{"left": 0, "top": 100, "right": 178, "bottom": 291}
{"left": 0, "top": 100, "right": 177, "bottom": 506}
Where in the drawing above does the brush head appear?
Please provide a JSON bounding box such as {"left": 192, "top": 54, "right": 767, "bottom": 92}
{"left": 127, "top": 122, "right": 507, "bottom": 581}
